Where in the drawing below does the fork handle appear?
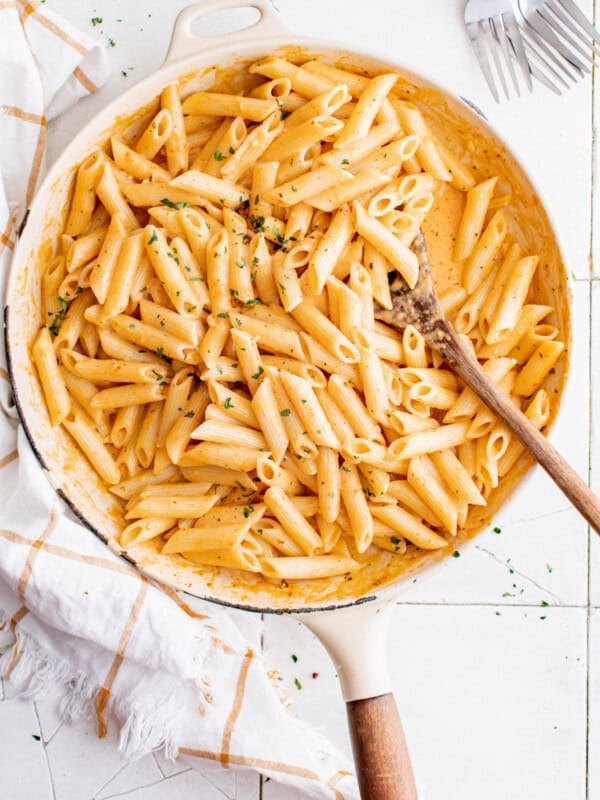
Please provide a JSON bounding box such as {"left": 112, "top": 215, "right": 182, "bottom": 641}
{"left": 442, "top": 330, "right": 600, "bottom": 535}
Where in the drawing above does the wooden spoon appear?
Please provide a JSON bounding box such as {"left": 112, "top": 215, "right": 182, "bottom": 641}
{"left": 375, "top": 230, "right": 600, "bottom": 534}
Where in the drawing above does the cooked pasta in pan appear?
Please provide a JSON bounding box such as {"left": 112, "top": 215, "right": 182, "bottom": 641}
{"left": 32, "top": 56, "right": 566, "bottom": 583}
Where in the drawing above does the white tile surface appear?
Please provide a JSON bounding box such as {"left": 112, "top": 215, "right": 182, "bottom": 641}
{"left": 1, "top": 0, "right": 596, "bottom": 798}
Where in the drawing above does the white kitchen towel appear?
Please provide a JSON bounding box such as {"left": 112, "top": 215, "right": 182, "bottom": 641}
{"left": 0, "top": 3, "right": 357, "bottom": 797}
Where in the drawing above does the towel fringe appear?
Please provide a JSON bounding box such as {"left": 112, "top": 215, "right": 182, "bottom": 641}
{"left": 0, "top": 627, "right": 182, "bottom": 761}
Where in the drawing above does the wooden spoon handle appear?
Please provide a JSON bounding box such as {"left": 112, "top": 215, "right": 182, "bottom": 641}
{"left": 347, "top": 694, "right": 418, "bottom": 800}
{"left": 445, "top": 335, "right": 600, "bottom": 534}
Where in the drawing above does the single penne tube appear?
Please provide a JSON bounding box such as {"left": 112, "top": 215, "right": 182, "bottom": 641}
{"left": 165, "top": 385, "right": 210, "bottom": 465}
{"left": 126, "top": 493, "right": 219, "bottom": 520}
{"left": 352, "top": 201, "right": 418, "bottom": 288}
{"left": 111, "top": 315, "right": 201, "bottom": 363}
{"left": 387, "top": 479, "right": 442, "bottom": 527}
{"left": 273, "top": 250, "right": 303, "bottom": 312}
{"left": 394, "top": 101, "right": 452, "bottom": 181}
{"left": 319, "top": 121, "right": 399, "bottom": 169}
{"left": 62, "top": 404, "right": 121, "bottom": 485}
{"left": 61, "top": 368, "right": 109, "bottom": 436}
{"left": 328, "top": 373, "right": 384, "bottom": 442}
{"left": 181, "top": 91, "right": 278, "bottom": 121}
{"left": 263, "top": 485, "right": 322, "bottom": 556}
{"left": 249, "top": 234, "right": 279, "bottom": 305}
{"left": 144, "top": 225, "right": 199, "bottom": 315}
{"left": 121, "top": 181, "right": 199, "bottom": 208}
{"left": 307, "top": 168, "right": 392, "bottom": 211}
{"left": 32, "top": 328, "right": 71, "bottom": 426}
{"left": 370, "top": 505, "right": 447, "bottom": 549}
{"left": 111, "top": 136, "right": 171, "bottom": 183}
{"left": 253, "top": 520, "right": 304, "bottom": 557}
{"left": 358, "top": 463, "right": 390, "bottom": 498}
{"left": 66, "top": 225, "right": 107, "bottom": 274}
{"left": 513, "top": 340, "right": 565, "bottom": 397}
{"left": 120, "top": 517, "right": 176, "bottom": 547}
{"left": 335, "top": 73, "right": 398, "bottom": 147}
{"left": 438, "top": 284, "right": 468, "bottom": 319}
{"left": 178, "top": 441, "right": 266, "bottom": 471}
{"left": 262, "top": 116, "right": 344, "bottom": 163}
{"left": 261, "top": 356, "right": 326, "bottom": 388}
{"left": 205, "top": 228, "right": 231, "bottom": 314}
{"left": 357, "top": 343, "right": 389, "bottom": 425}
{"left": 103, "top": 229, "right": 146, "bottom": 318}
{"left": 89, "top": 213, "right": 128, "bottom": 305}
{"left": 111, "top": 405, "right": 145, "bottom": 448}
{"left": 388, "top": 421, "right": 469, "bottom": 460}
{"left": 292, "top": 299, "right": 358, "bottom": 364}
{"left": 388, "top": 411, "right": 439, "bottom": 436}
{"left": 430, "top": 449, "right": 486, "bottom": 506}
{"left": 408, "top": 381, "right": 457, "bottom": 411}
{"left": 249, "top": 57, "right": 333, "bottom": 98}
{"left": 140, "top": 299, "right": 200, "bottom": 346}
{"left": 462, "top": 211, "right": 508, "bottom": 294}
{"left": 312, "top": 387, "right": 354, "bottom": 447}
{"left": 249, "top": 76, "right": 292, "bottom": 101}
{"left": 73, "top": 356, "right": 169, "bottom": 384}
{"left": 306, "top": 206, "right": 353, "bottom": 293}
{"left": 279, "top": 371, "right": 339, "bottom": 449}
{"left": 228, "top": 310, "right": 303, "bottom": 358}
{"left": 130, "top": 482, "right": 214, "bottom": 505}
{"left": 480, "top": 242, "right": 524, "bottom": 339}
{"left": 162, "top": 523, "right": 258, "bottom": 555}
{"left": 161, "top": 85, "right": 188, "bottom": 175}
{"left": 135, "top": 109, "right": 173, "bottom": 159}
{"left": 407, "top": 455, "right": 457, "bottom": 536}
{"left": 65, "top": 151, "right": 105, "bottom": 236}
{"left": 207, "top": 381, "right": 259, "bottom": 428}
{"left": 135, "top": 400, "right": 163, "bottom": 468}
{"left": 179, "top": 465, "right": 255, "bottom": 490}
{"left": 90, "top": 382, "right": 167, "bottom": 409}
{"left": 340, "top": 461, "right": 373, "bottom": 553}
{"left": 169, "top": 170, "right": 250, "bottom": 207}
{"left": 204, "top": 117, "right": 247, "bottom": 176}
{"left": 230, "top": 328, "right": 264, "bottom": 395}
{"left": 453, "top": 177, "right": 498, "bottom": 261}
{"left": 221, "top": 111, "right": 283, "bottom": 183}
{"left": 342, "top": 439, "right": 388, "bottom": 466}
{"left": 316, "top": 447, "right": 341, "bottom": 524}
{"left": 251, "top": 161, "right": 278, "bottom": 220}
{"left": 362, "top": 242, "right": 392, "bottom": 311}
{"left": 223, "top": 208, "right": 254, "bottom": 305}
{"left": 96, "top": 162, "right": 139, "bottom": 229}
{"left": 183, "top": 547, "right": 261, "bottom": 573}
{"left": 398, "top": 367, "right": 458, "bottom": 390}
{"left": 486, "top": 256, "right": 539, "bottom": 344}
{"left": 266, "top": 166, "right": 353, "bottom": 207}
{"left": 260, "top": 555, "right": 359, "bottom": 580}
{"left": 179, "top": 207, "right": 212, "bottom": 269}
{"left": 436, "top": 139, "right": 477, "bottom": 192}
{"left": 284, "top": 84, "right": 352, "bottom": 129}
{"left": 402, "top": 325, "right": 428, "bottom": 368}
{"left": 498, "top": 389, "right": 550, "bottom": 476}
{"left": 98, "top": 327, "right": 164, "bottom": 366}
{"left": 109, "top": 464, "right": 179, "bottom": 499}
{"left": 191, "top": 419, "right": 267, "bottom": 450}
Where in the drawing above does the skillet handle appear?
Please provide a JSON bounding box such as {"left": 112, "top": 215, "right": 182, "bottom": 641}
{"left": 164, "top": 0, "right": 290, "bottom": 66}
{"left": 347, "top": 694, "right": 418, "bottom": 800}
{"left": 298, "top": 601, "right": 418, "bottom": 799}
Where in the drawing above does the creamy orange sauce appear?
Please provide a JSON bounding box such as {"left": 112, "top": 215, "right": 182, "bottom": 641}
{"left": 14, "top": 47, "right": 570, "bottom": 610}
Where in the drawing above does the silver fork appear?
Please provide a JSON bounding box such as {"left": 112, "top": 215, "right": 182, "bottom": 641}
{"left": 465, "top": 0, "right": 533, "bottom": 102}
{"left": 519, "top": 0, "right": 600, "bottom": 79}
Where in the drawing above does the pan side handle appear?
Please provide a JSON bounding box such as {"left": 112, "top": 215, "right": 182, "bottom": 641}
{"left": 164, "top": 0, "right": 290, "bottom": 66}
{"left": 299, "top": 602, "right": 418, "bottom": 800}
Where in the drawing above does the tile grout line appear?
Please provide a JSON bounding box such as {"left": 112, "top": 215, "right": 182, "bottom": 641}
{"left": 586, "top": 10, "right": 596, "bottom": 795}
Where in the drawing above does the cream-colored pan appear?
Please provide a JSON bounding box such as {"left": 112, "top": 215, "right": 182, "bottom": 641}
{"left": 4, "top": 2, "right": 571, "bottom": 796}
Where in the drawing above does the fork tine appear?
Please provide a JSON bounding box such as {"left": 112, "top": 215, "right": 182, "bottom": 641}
{"left": 487, "top": 18, "right": 510, "bottom": 99}
{"left": 523, "top": 23, "right": 582, "bottom": 84}
{"left": 522, "top": 29, "right": 573, "bottom": 90}
{"left": 496, "top": 14, "right": 521, "bottom": 95}
{"left": 545, "top": 0, "right": 600, "bottom": 59}
{"left": 527, "top": 57, "right": 564, "bottom": 94}
{"left": 503, "top": 11, "right": 533, "bottom": 91}
{"left": 467, "top": 21, "right": 500, "bottom": 103}
{"left": 557, "top": 0, "right": 600, "bottom": 44}
{"left": 528, "top": 9, "right": 590, "bottom": 72}
{"left": 542, "top": 2, "right": 598, "bottom": 62}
